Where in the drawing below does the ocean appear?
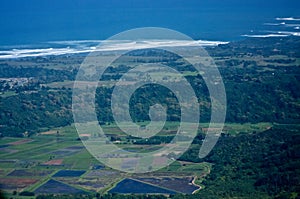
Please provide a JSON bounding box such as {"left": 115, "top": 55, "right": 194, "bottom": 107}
{"left": 0, "top": 0, "right": 299, "bottom": 58}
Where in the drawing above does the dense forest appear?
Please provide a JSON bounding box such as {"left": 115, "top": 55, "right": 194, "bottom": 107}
{"left": 1, "top": 37, "right": 299, "bottom": 136}
{"left": 197, "top": 125, "right": 300, "bottom": 198}
{"left": 1, "top": 70, "right": 299, "bottom": 137}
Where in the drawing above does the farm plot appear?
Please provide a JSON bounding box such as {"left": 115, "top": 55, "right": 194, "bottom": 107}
{"left": 34, "top": 179, "right": 87, "bottom": 194}
{"left": 121, "top": 158, "right": 139, "bottom": 170}
{"left": 51, "top": 146, "right": 84, "bottom": 158}
{"left": 7, "top": 169, "right": 53, "bottom": 177}
{"left": 0, "top": 147, "right": 18, "bottom": 154}
{"left": 0, "top": 178, "right": 38, "bottom": 190}
{"left": 59, "top": 178, "right": 105, "bottom": 192}
{"left": 85, "top": 170, "right": 117, "bottom": 178}
{"left": 108, "top": 178, "right": 177, "bottom": 194}
{"left": 9, "top": 139, "right": 33, "bottom": 145}
{"left": 135, "top": 177, "right": 199, "bottom": 194}
{"left": 53, "top": 170, "right": 86, "bottom": 177}
{"left": 84, "top": 170, "right": 123, "bottom": 189}
{"left": 42, "top": 159, "right": 63, "bottom": 166}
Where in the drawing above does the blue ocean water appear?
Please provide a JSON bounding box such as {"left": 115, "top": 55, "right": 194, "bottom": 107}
{"left": 0, "top": 0, "right": 300, "bottom": 45}
{"left": 0, "top": 0, "right": 299, "bottom": 46}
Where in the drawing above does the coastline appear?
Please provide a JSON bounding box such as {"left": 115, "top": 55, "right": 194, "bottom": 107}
{"left": 0, "top": 39, "right": 228, "bottom": 59}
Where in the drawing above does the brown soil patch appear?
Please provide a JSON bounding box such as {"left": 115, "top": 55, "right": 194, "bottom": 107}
{"left": 41, "top": 130, "right": 57, "bottom": 135}
{"left": 9, "top": 139, "right": 33, "bottom": 145}
{"left": 79, "top": 133, "right": 91, "bottom": 137}
{"left": 43, "top": 159, "right": 63, "bottom": 165}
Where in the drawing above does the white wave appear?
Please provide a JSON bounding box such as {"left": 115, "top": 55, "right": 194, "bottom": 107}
{"left": 264, "top": 22, "right": 300, "bottom": 28}
{"left": 242, "top": 34, "right": 289, "bottom": 38}
{"left": 264, "top": 31, "right": 300, "bottom": 36}
{"left": 276, "top": 17, "right": 300, "bottom": 21}
{"left": 276, "top": 31, "right": 300, "bottom": 36}
{"left": 0, "top": 47, "right": 81, "bottom": 59}
{"left": 283, "top": 23, "right": 300, "bottom": 27}
{"left": 264, "top": 23, "right": 282, "bottom": 26}
{"left": 0, "top": 39, "right": 228, "bottom": 59}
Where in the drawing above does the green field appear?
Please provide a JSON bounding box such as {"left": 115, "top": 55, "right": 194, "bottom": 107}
{"left": 0, "top": 122, "right": 273, "bottom": 198}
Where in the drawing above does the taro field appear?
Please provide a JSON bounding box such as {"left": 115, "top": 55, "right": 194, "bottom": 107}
{"left": 0, "top": 123, "right": 214, "bottom": 198}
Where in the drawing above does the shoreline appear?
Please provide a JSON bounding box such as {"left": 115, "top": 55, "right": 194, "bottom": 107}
{"left": 0, "top": 39, "right": 228, "bottom": 59}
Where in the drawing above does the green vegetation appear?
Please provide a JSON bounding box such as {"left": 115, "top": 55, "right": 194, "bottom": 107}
{"left": 0, "top": 36, "right": 299, "bottom": 198}
{"left": 1, "top": 37, "right": 299, "bottom": 137}
{"left": 196, "top": 125, "right": 300, "bottom": 198}
{"left": 0, "top": 123, "right": 298, "bottom": 198}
